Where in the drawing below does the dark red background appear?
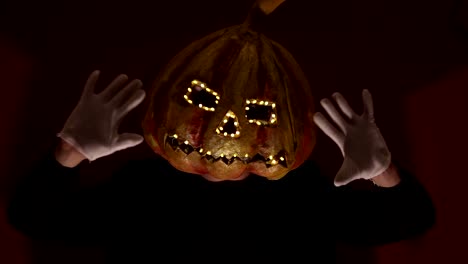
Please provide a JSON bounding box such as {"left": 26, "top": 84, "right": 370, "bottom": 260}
{"left": 1, "top": 0, "right": 467, "bottom": 263}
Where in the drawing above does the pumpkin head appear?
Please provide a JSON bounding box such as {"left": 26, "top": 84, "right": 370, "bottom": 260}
{"left": 142, "top": 25, "right": 316, "bottom": 181}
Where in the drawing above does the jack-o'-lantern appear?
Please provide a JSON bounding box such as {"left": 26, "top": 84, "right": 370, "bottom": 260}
{"left": 142, "top": 20, "right": 316, "bottom": 181}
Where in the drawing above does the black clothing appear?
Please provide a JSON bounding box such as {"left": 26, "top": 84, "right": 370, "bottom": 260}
{"left": 8, "top": 149, "right": 434, "bottom": 264}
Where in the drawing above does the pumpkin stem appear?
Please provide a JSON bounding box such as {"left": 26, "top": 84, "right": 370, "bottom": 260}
{"left": 241, "top": 0, "right": 286, "bottom": 32}
{"left": 240, "top": 2, "right": 259, "bottom": 31}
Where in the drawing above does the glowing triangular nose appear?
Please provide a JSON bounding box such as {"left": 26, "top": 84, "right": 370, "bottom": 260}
{"left": 216, "top": 110, "right": 241, "bottom": 138}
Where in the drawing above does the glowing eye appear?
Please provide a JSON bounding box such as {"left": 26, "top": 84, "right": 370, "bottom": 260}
{"left": 184, "top": 80, "right": 220, "bottom": 111}
{"left": 245, "top": 99, "right": 278, "bottom": 126}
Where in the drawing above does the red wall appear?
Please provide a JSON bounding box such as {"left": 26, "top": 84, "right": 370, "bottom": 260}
{"left": 0, "top": 36, "right": 33, "bottom": 264}
{"left": 375, "top": 67, "right": 468, "bottom": 264}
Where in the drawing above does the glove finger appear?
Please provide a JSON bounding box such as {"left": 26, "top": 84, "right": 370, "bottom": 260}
{"left": 99, "top": 74, "right": 129, "bottom": 102}
{"left": 332, "top": 92, "right": 357, "bottom": 120}
{"left": 362, "top": 89, "right": 375, "bottom": 122}
{"left": 115, "top": 133, "right": 144, "bottom": 151}
{"left": 313, "top": 112, "right": 345, "bottom": 152}
{"left": 334, "top": 158, "right": 358, "bottom": 187}
{"left": 117, "top": 89, "right": 146, "bottom": 120}
{"left": 110, "top": 79, "right": 143, "bottom": 107}
{"left": 320, "top": 98, "right": 348, "bottom": 133}
{"left": 81, "top": 70, "right": 100, "bottom": 99}
{"left": 334, "top": 174, "right": 354, "bottom": 187}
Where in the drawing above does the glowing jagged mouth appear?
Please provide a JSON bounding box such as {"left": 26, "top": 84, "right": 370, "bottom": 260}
{"left": 164, "top": 134, "right": 288, "bottom": 168}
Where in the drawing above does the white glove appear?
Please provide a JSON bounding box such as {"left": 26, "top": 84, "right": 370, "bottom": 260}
{"left": 313, "top": 89, "right": 391, "bottom": 186}
{"left": 58, "top": 70, "right": 146, "bottom": 161}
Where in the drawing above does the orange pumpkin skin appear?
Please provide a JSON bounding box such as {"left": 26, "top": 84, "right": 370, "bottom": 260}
{"left": 142, "top": 25, "right": 316, "bottom": 181}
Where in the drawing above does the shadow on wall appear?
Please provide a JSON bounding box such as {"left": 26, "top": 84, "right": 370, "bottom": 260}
{"left": 0, "top": 35, "right": 33, "bottom": 264}
{"left": 374, "top": 2, "right": 468, "bottom": 261}
{"left": 375, "top": 66, "right": 468, "bottom": 264}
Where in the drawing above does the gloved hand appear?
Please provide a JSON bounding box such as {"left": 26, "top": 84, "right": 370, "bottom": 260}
{"left": 57, "top": 70, "right": 146, "bottom": 161}
{"left": 313, "top": 89, "right": 391, "bottom": 186}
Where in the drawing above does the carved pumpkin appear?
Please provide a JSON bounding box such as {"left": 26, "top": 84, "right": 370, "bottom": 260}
{"left": 142, "top": 23, "right": 316, "bottom": 181}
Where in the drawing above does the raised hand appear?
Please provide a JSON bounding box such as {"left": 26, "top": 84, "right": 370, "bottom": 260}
{"left": 313, "top": 89, "right": 391, "bottom": 186}
{"left": 58, "top": 70, "right": 146, "bottom": 161}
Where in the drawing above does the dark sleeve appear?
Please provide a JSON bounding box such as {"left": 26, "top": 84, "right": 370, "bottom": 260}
{"left": 334, "top": 166, "right": 436, "bottom": 246}
{"left": 7, "top": 150, "right": 124, "bottom": 245}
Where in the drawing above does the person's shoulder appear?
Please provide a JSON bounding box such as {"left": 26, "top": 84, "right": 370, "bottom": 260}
{"left": 278, "top": 159, "right": 331, "bottom": 189}
{"left": 117, "top": 155, "right": 207, "bottom": 185}
{"left": 111, "top": 155, "right": 178, "bottom": 183}
{"left": 122, "top": 155, "right": 169, "bottom": 170}
{"left": 287, "top": 159, "right": 321, "bottom": 178}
